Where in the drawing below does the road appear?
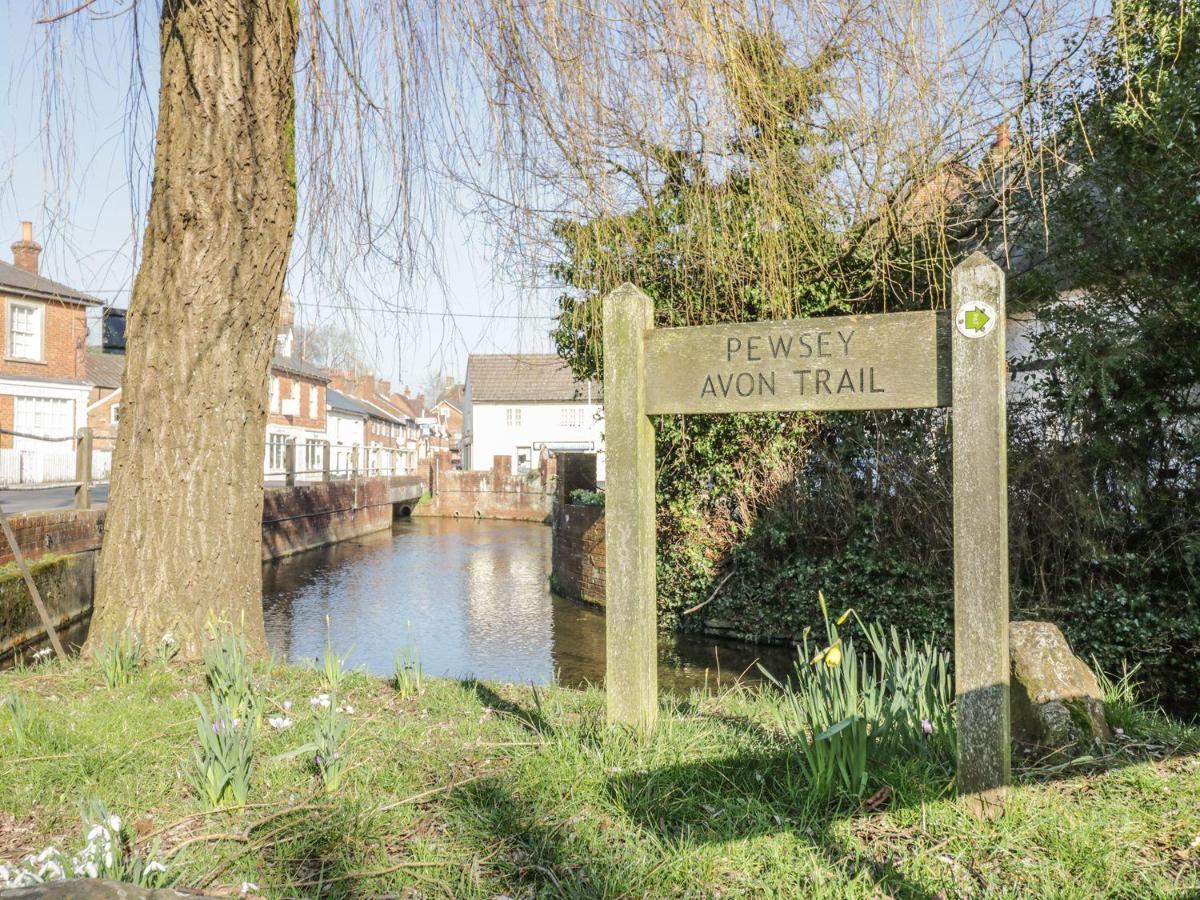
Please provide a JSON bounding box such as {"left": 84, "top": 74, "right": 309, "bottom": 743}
{"left": 0, "top": 484, "right": 109, "bottom": 515}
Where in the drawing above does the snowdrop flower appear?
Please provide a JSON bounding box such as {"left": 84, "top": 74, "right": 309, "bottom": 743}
{"left": 240, "top": 881, "right": 258, "bottom": 894}
{"left": 107, "top": 815, "right": 122, "bottom": 833}
{"left": 144, "top": 861, "right": 167, "bottom": 875}
{"left": 32, "top": 647, "right": 52, "bottom": 661}
{"left": 282, "top": 700, "right": 293, "bottom": 712}
{"left": 161, "top": 631, "right": 175, "bottom": 645}
{"left": 267, "top": 716, "right": 293, "bottom": 730}
{"left": 337, "top": 705, "right": 354, "bottom": 715}
{"left": 310, "top": 694, "right": 331, "bottom": 709}
{"left": 921, "top": 719, "right": 934, "bottom": 736}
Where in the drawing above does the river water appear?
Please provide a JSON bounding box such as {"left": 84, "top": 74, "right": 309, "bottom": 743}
{"left": 261, "top": 517, "right": 797, "bottom": 692}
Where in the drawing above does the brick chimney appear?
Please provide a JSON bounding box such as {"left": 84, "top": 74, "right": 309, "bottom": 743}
{"left": 994, "top": 122, "right": 1011, "bottom": 152}
{"left": 11, "top": 221, "right": 42, "bottom": 274}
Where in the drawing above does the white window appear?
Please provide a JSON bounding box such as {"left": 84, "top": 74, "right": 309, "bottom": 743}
{"left": 8, "top": 301, "right": 44, "bottom": 362}
{"left": 270, "top": 377, "right": 280, "bottom": 413}
{"left": 506, "top": 407, "right": 522, "bottom": 427}
{"left": 266, "top": 433, "right": 291, "bottom": 470}
{"left": 304, "top": 439, "right": 321, "bottom": 472}
{"left": 308, "top": 385, "right": 318, "bottom": 419}
{"left": 14, "top": 396, "right": 72, "bottom": 439}
{"left": 110, "top": 403, "right": 120, "bottom": 425}
{"left": 560, "top": 406, "right": 584, "bottom": 428}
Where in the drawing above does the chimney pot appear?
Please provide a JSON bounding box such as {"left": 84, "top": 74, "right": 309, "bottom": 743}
{"left": 994, "top": 123, "right": 1011, "bottom": 152}
{"left": 11, "top": 221, "right": 42, "bottom": 275}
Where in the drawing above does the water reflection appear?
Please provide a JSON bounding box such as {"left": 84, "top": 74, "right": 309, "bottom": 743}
{"left": 262, "top": 517, "right": 797, "bottom": 692}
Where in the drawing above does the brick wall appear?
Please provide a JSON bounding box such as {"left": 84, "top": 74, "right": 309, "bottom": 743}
{"left": 416, "top": 452, "right": 556, "bottom": 522}
{"left": 0, "top": 394, "right": 13, "bottom": 449}
{"left": 551, "top": 503, "right": 605, "bottom": 606}
{"left": 0, "top": 298, "right": 87, "bottom": 382}
{"left": 0, "top": 478, "right": 407, "bottom": 569}
{"left": 86, "top": 387, "right": 120, "bottom": 447}
{"left": 268, "top": 374, "right": 325, "bottom": 430}
{"left": 261, "top": 478, "right": 395, "bottom": 559}
{"left": 0, "top": 508, "right": 106, "bottom": 566}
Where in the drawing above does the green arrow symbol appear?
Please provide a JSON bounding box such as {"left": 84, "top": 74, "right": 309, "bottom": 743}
{"left": 964, "top": 306, "right": 990, "bottom": 332}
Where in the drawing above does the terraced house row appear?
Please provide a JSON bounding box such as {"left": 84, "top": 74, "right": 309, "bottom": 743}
{"left": 0, "top": 222, "right": 449, "bottom": 486}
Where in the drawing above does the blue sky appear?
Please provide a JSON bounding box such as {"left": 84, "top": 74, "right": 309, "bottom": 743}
{"left": 0, "top": 4, "right": 559, "bottom": 393}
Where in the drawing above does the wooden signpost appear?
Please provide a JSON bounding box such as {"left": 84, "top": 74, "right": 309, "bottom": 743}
{"left": 602, "top": 251, "right": 1010, "bottom": 816}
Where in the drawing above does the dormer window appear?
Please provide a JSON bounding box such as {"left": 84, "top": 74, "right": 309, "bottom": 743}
{"left": 7, "top": 300, "right": 44, "bottom": 362}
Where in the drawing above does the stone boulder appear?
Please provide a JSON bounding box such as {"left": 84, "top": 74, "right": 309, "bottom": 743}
{"left": 0, "top": 881, "right": 202, "bottom": 899}
{"left": 1009, "top": 621, "right": 1111, "bottom": 754}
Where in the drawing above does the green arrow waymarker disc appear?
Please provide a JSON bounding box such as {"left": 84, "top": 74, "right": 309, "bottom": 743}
{"left": 956, "top": 300, "right": 998, "bottom": 339}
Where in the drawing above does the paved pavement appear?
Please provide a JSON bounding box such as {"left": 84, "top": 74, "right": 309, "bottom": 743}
{"left": 0, "top": 483, "right": 109, "bottom": 515}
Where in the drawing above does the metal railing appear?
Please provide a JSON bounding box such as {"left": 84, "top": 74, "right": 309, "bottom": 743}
{"left": 263, "top": 440, "right": 412, "bottom": 487}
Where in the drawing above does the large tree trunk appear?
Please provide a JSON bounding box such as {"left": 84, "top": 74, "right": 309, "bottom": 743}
{"left": 87, "top": 0, "right": 299, "bottom": 658}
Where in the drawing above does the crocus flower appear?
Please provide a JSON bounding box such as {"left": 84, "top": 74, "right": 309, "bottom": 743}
{"left": 921, "top": 719, "right": 933, "bottom": 735}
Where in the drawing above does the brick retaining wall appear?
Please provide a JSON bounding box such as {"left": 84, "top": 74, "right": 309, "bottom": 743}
{"left": 0, "top": 509, "right": 106, "bottom": 567}
{"left": 261, "top": 478, "right": 395, "bottom": 559}
{"left": 0, "top": 477, "right": 412, "bottom": 569}
{"left": 551, "top": 504, "right": 606, "bottom": 607}
{"left": 415, "top": 453, "right": 556, "bottom": 522}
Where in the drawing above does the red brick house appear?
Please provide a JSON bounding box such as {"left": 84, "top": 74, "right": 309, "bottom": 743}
{"left": 0, "top": 222, "right": 101, "bottom": 481}
{"left": 430, "top": 378, "right": 464, "bottom": 467}
{"left": 327, "top": 371, "right": 411, "bottom": 474}
{"left": 84, "top": 350, "right": 125, "bottom": 449}
{"left": 265, "top": 297, "right": 331, "bottom": 479}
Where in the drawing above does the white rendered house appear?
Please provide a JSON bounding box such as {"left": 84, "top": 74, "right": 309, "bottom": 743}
{"left": 463, "top": 354, "right": 604, "bottom": 479}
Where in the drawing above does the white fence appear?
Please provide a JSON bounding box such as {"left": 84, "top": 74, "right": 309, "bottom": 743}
{"left": 262, "top": 440, "right": 408, "bottom": 483}
{"left": 0, "top": 448, "right": 113, "bottom": 487}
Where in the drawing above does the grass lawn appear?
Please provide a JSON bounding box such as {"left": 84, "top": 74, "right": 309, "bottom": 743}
{"left": 0, "top": 658, "right": 1197, "bottom": 898}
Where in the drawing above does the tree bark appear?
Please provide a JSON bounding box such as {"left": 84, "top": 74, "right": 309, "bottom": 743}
{"left": 87, "top": 0, "right": 299, "bottom": 658}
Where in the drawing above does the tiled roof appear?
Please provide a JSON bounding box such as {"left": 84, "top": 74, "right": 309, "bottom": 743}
{"left": 466, "top": 354, "right": 599, "bottom": 403}
{"left": 434, "top": 383, "right": 465, "bottom": 411}
{"left": 84, "top": 351, "right": 126, "bottom": 389}
{"left": 0, "top": 260, "right": 102, "bottom": 306}
{"left": 80, "top": 350, "right": 334, "bottom": 390}
{"left": 271, "top": 354, "right": 330, "bottom": 383}
{"left": 351, "top": 394, "right": 405, "bottom": 425}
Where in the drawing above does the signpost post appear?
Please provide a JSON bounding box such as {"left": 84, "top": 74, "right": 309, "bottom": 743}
{"left": 602, "top": 251, "right": 1010, "bottom": 815}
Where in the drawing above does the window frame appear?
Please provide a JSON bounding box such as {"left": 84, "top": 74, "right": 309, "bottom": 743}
{"left": 6, "top": 299, "right": 46, "bottom": 363}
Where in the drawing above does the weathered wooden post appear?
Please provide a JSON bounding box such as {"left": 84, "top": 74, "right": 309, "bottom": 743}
{"left": 602, "top": 283, "right": 658, "bottom": 729}
{"left": 74, "top": 427, "right": 93, "bottom": 510}
{"left": 322, "top": 440, "right": 332, "bottom": 482}
{"left": 951, "top": 251, "right": 1010, "bottom": 817}
{"left": 284, "top": 440, "right": 296, "bottom": 488}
